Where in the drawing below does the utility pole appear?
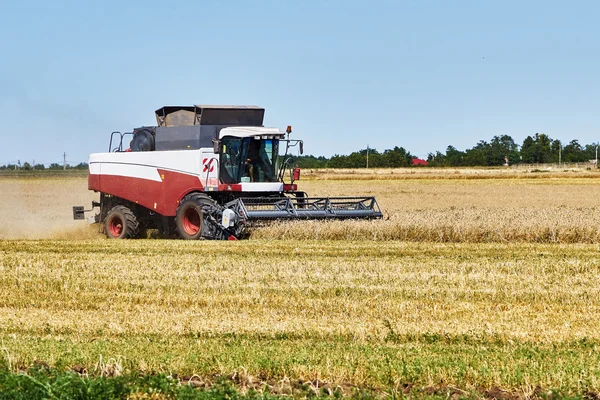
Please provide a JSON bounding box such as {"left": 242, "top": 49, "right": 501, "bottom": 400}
{"left": 366, "top": 144, "right": 369, "bottom": 169}
{"left": 596, "top": 145, "right": 598, "bottom": 168}
{"left": 63, "top": 152, "right": 67, "bottom": 170}
{"left": 559, "top": 145, "right": 561, "bottom": 165}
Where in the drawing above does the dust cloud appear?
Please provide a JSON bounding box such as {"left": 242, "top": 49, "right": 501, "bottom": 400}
{"left": 0, "top": 177, "right": 102, "bottom": 240}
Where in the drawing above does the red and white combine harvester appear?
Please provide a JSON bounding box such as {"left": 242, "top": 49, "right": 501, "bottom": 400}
{"left": 73, "top": 105, "right": 382, "bottom": 240}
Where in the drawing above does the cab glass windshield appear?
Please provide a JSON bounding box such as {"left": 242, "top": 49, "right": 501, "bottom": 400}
{"left": 220, "top": 137, "right": 279, "bottom": 183}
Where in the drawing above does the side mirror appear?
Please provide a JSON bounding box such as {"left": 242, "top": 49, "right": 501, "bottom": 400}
{"left": 213, "top": 139, "right": 220, "bottom": 154}
{"left": 299, "top": 141, "right": 304, "bottom": 155}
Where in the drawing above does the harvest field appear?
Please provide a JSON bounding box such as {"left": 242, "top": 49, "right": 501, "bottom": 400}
{"left": 1, "top": 168, "right": 600, "bottom": 398}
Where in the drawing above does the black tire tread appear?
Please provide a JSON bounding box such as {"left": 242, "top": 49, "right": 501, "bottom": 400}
{"left": 183, "top": 192, "right": 215, "bottom": 205}
{"left": 175, "top": 192, "right": 216, "bottom": 240}
{"left": 105, "top": 205, "right": 140, "bottom": 239}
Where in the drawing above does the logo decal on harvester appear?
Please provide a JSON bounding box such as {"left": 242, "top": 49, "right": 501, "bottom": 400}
{"left": 202, "top": 158, "right": 215, "bottom": 173}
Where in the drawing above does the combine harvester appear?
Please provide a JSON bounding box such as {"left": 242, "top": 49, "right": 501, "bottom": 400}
{"left": 73, "top": 105, "right": 382, "bottom": 240}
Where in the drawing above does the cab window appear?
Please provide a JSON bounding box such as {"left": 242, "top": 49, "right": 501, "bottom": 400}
{"left": 220, "top": 136, "right": 279, "bottom": 183}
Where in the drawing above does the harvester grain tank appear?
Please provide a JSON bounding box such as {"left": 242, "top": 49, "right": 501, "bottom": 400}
{"left": 73, "top": 105, "right": 383, "bottom": 239}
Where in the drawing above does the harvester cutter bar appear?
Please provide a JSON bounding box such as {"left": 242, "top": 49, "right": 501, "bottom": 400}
{"left": 227, "top": 196, "right": 383, "bottom": 221}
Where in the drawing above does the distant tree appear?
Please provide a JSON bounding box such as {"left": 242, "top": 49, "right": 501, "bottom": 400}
{"left": 445, "top": 146, "right": 465, "bottom": 166}
{"left": 562, "top": 140, "right": 586, "bottom": 163}
{"left": 33, "top": 163, "right": 46, "bottom": 170}
{"left": 521, "top": 133, "right": 553, "bottom": 163}
{"left": 520, "top": 135, "right": 535, "bottom": 162}
{"left": 347, "top": 150, "right": 367, "bottom": 168}
{"left": 358, "top": 148, "right": 384, "bottom": 168}
{"left": 294, "top": 155, "right": 328, "bottom": 169}
{"left": 327, "top": 154, "right": 346, "bottom": 168}
{"left": 550, "top": 139, "right": 562, "bottom": 163}
{"left": 73, "top": 162, "right": 89, "bottom": 170}
{"left": 427, "top": 151, "right": 447, "bottom": 167}
{"left": 22, "top": 162, "right": 32, "bottom": 171}
{"left": 463, "top": 140, "right": 488, "bottom": 166}
{"left": 488, "top": 135, "right": 519, "bottom": 165}
{"left": 584, "top": 142, "right": 600, "bottom": 162}
{"left": 48, "top": 163, "right": 63, "bottom": 170}
{"left": 383, "top": 146, "right": 414, "bottom": 167}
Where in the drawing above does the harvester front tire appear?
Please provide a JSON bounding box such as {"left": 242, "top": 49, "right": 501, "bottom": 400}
{"left": 104, "top": 205, "right": 140, "bottom": 239}
{"left": 175, "top": 193, "right": 214, "bottom": 240}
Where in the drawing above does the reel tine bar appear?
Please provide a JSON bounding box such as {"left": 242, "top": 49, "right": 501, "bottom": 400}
{"left": 226, "top": 197, "right": 383, "bottom": 221}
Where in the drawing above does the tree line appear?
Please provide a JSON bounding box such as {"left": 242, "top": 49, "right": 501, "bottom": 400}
{"left": 292, "top": 133, "right": 600, "bottom": 168}
{"left": 2, "top": 133, "right": 598, "bottom": 170}
{"left": 292, "top": 146, "right": 416, "bottom": 169}
{"left": 0, "top": 162, "right": 89, "bottom": 171}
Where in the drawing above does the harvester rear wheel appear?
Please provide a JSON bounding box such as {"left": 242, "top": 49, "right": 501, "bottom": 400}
{"left": 104, "top": 205, "right": 140, "bottom": 239}
{"left": 175, "top": 193, "right": 215, "bottom": 240}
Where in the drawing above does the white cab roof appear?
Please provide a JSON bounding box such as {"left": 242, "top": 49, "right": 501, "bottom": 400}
{"left": 219, "top": 126, "right": 285, "bottom": 139}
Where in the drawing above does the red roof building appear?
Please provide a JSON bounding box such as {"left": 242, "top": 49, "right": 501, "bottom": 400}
{"left": 412, "top": 158, "right": 429, "bottom": 166}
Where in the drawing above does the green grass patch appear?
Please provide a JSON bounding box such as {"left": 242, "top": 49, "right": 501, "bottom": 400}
{"left": 0, "top": 364, "right": 350, "bottom": 399}
{"left": 1, "top": 332, "right": 600, "bottom": 397}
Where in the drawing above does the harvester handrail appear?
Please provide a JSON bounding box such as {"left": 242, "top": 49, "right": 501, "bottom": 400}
{"left": 203, "top": 157, "right": 218, "bottom": 187}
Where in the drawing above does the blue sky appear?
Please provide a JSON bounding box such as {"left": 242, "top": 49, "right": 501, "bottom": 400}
{"left": 0, "top": 0, "right": 599, "bottom": 165}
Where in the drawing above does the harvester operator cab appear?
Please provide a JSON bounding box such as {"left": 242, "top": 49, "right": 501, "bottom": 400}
{"left": 219, "top": 131, "right": 280, "bottom": 184}
{"left": 218, "top": 126, "right": 303, "bottom": 185}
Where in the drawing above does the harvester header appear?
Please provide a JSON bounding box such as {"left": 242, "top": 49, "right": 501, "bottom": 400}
{"left": 74, "top": 105, "right": 382, "bottom": 240}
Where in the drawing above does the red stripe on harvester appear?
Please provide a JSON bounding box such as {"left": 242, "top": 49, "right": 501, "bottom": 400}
{"left": 90, "top": 170, "right": 205, "bottom": 216}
